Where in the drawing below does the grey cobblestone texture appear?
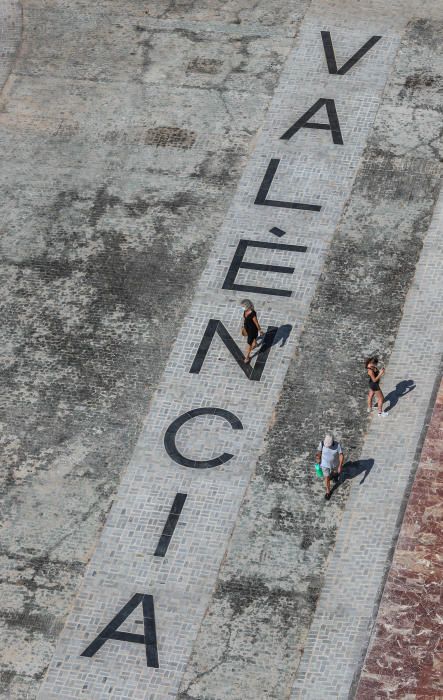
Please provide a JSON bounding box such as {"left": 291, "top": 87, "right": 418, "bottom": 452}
{"left": 35, "top": 7, "right": 405, "bottom": 700}
{"left": 0, "top": 0, "right": 310, "bottom": 697}
{"left": 0, "top": 0, "right": 20, "bottom": 91}
{"left": 178, "top": 11, "right": 443, "bottom": 700}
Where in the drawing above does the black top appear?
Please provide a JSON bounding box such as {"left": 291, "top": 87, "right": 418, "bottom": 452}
{"left": 244, "top": 309, "right": 258, "bottom": 334}
{"left": 368, "top": 365, "right": 380, "bottom": 385}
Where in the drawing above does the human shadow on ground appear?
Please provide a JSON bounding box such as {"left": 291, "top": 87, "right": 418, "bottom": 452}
{"left": 330, "top": 458, "right": 375, "bottom": 496}
{"left": 253, "top": 324, "right": 293, "bottom": 357}
{"left": 384, "top": 379, "right": 416, "bottom": 413}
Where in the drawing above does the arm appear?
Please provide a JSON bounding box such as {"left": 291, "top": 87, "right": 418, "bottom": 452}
{"left": 252, "top": 314, "right": 263, "bottom": 334}
{"left": 368, "top": 367, "right": 384, "bottom": 382}
{"left": 336, "top": 442, "right": 344, "bottom": 473}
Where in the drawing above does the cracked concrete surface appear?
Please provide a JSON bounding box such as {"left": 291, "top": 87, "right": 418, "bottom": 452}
{"left": 0, "top": 0, "right": 310, "bottom": 697}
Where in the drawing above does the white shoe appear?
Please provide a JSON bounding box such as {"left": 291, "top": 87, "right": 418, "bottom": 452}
{"left": 367, "top": 408, "right": 372, "bottom": 413}
{"left": 378, "top": 411, "right": 388, "bottom": 417}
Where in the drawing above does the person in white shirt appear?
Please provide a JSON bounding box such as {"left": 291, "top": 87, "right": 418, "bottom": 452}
{"left": 315, "top": 433, "right": 344, "bottom": 501}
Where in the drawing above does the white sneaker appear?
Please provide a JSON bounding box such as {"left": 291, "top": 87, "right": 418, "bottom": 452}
{"left": 367, "top": 408, "right": 372, "bottom": 413}
{"left": 378, "top": 411, "right": 388, "bottom": 417}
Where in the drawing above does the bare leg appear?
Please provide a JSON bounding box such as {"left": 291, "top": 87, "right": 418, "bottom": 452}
{"left": 244, "top": 338, "right": 257, "bottom": 363}
{"left": 376, "top": 390, "right": 385, "bottom": 413}
{"left": 367, "top": 389, "right": 375, "bottom": 412}
{"left": 324, "top": 474, "right": 331, "bottom": 499}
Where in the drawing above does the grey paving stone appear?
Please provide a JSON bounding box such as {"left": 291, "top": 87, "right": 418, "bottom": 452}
{"left": 0, "top": 0, "right": 20, "bottom": 91}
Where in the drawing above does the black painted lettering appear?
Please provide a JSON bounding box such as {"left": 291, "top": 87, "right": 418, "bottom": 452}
{"left": 164, "top": 407, "right": 243, "bottom": 469}
{"left": 81, "top": 594, "right": 159, "bottom": 668}
{"left": 280, "top": 98, "right": 343, "bottom": 145}
{"left": 189, "top": 319, "right": 278, "bottom": 381}
{"left": 270, "top": 226, "right": 286, "bottom": 238}
{"left": 222, "top": 239, "right": 307, "bottom": 298}
{"left": 254, "top": 159, "right": 321, "bottom": 211}
{"left": 154, "top": 493, "right": 187, "bottom": 557}
{"left": 321, "top": 31, "right": 382, "bottom": 75}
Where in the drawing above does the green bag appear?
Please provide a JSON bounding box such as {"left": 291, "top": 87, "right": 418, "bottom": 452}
{"left": 315, "top": 463, "right": 323, "bottom": 478}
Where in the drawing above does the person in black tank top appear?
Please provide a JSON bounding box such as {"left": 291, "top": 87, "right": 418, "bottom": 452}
{"left": 241, "top": 299, "right": 263, "bottom": 363}
{"left": 365, "top": 356, "right": 388, "bottom": 417}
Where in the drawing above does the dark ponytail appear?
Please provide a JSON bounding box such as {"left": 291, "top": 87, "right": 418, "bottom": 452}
{"left": 364, "top": 356, "right": 378, "bottom": 368}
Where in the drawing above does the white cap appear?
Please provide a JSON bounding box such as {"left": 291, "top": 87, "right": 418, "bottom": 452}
{"left": 324, "top": 434, "right": 333, "bottom": 448}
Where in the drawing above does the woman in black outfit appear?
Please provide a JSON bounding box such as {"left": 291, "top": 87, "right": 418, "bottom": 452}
{"left": 365, "top": 356, "right": 388, "bottom": 417}
{"left": 241, "top": 299, "right": 263, "bottom": 363}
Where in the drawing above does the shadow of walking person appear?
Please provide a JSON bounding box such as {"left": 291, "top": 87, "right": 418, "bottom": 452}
{"left": 384, "top": 379, "right": 416, "bottom": 413}
{"left": 255, "top": 324, "right": 293, "bottom": 356}
{"left": 331, "top": 459, "right": 375, "bottom": 496}
{"left": 271, "top": 323, "right": 293, "bottom": 348}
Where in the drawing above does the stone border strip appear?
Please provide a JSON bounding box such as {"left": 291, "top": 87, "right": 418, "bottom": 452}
{"left": 0, "top": 0, "right": 22, "bottom": 93}
{"left": 354, "top": 375, "right": 443, "bottom": 698}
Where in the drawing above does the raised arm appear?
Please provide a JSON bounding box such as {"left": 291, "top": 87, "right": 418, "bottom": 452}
{"left": 368, "top": 367, "right": 384, "bottom": 382}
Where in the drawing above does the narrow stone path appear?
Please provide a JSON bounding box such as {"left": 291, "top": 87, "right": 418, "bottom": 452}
{"left": 0, "top": 0, "right": 20, "bottom": 91}
{"left": 355, "top": 377, "right": 443, "bottom": 699}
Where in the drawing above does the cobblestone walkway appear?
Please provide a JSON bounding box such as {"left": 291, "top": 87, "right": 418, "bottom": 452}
{"left": 355, "top": 377, "right": 443, "bottom": 699}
